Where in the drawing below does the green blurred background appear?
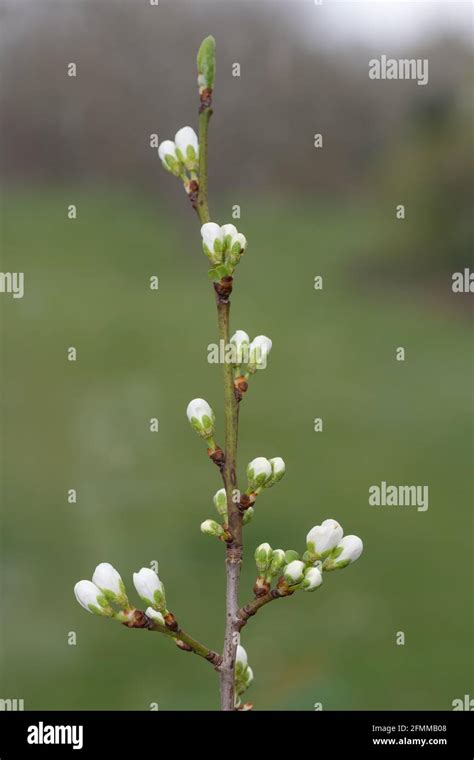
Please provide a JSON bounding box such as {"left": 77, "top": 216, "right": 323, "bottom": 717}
{"left": 1, "top": 0, "right": 472, "bottom": 710}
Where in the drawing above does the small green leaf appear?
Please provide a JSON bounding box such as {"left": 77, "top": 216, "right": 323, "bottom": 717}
{"left": 197, "top": 35, "right": 216, "bottom": 92}
{"left": 208, "top": 265, "right": 229, "bottom": 282}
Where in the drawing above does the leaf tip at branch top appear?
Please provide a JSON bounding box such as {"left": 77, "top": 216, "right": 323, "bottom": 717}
{"left": 197, "top": 35, "right": 216, "bottom": 93}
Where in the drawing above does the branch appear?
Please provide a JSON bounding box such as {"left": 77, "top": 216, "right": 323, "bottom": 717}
{"left": 123, "top": 609, "right": 222, "bottom": 669}
{"left": 236, "top": 589, "right": 291, "bottom": 631}
{"left": 196, "top": 106, "right": 212, "bottom": 224}
{"left": 195, "top": 72, "right": 243, "bottom": 711}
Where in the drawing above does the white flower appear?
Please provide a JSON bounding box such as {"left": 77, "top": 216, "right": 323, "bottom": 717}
{"left": 158, "top": 140, "right": 177, "bottom": 163}
{"left": 230, "top": 330, "right": 250, "bottom": 366}
{"left": 145, "top": 607, "right": 166, "bottom": 627}
{"left": 133, "top": 567, "right": 166, "bottom": 612}
{"left": 213, "top": 488, "right": 228, "bottom": 519}
{"left": 92, "top": 563, "right": 128, "bottom": 606}
{"left": 247, "top": 457, "right": 272, "bottom": 490}
{"left": 268, "top": 457, "right": 285, "bottom": 486}
{"left": 74, "top": 580, "right": 114, "bottom": 617}
{"left": 200, "top": 519, "right": 225, "bottom": 538}
{"left": 186, "top": 398, "right": 215, "bottom": 438}
{"left": 221, "top": 224, "right": 238, "bottom": 249}
{"left": 306, "top": 518, "right": 344, "bottom": 559}
{"left": 201, "top": 222, "right": 224, "bottom": 263}
{"left": 158, "top": 140, "right": 182, "bottom": 177}
{"left": 248, "top": 335, "right": 272, "bottom": 371}
{"left": 174, "top": 126, "right": 199, "bottom": 168}
{"left": 254, "top": 542, "right": 273, "bottom": 574}
{"left": 333, "top": 535, "right": 363, "bottom": 567}
{"left": 283, "top": 560, "right": 306, "bottom": 586}
{"left": 301, "top": 566, "right": 323, "bottom": 592}
{"left": 230, "top": 232, "right": 247, "bottom": 255}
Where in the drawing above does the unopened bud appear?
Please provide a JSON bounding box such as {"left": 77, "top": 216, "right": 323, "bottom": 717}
{"left": 254, "top": 542, "right": 272, "bottom": 574}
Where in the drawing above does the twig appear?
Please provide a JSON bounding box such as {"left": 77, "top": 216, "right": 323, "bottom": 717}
{"left": 123, "top": 609, "right": 222, "bottom": 668}
{"left": 236, "top": 589, "right": 291, "bottom": 631}
{"left": 197, "top": 84, "right": 243, "bottom": 711}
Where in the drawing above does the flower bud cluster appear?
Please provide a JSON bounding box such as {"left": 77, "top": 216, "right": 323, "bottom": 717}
{"left": 200, "top": 222, "right": 247, "bottom": 280}
{"left": 74, "top": 563, "right": 169, "bottom": 627}
{"left": 253, "top": 519, "right": 363, "bottom": 598}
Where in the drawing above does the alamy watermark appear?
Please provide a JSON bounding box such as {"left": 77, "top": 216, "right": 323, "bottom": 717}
{"left": 0, "top": 272, "right": 24, "bottom": 299}
{"left": 369, "top": 55, "right": 428, "bottom": 86}
{"left": 369, "top": 481, "right": 429, "bottom": 512}
{"left": 207, "top": 339, "right": 268, "bottom": 368}
{"left": 27, "top": 722, "right": 83, "bottom": 750}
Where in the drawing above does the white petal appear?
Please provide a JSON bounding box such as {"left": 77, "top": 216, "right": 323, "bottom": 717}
{"left": 200, "top": 222, "right": 223, "bottom": 251}
{"left": 92, "top": 563, "right": 123, "bottom": 596}
{"left": 337, "top": 535, "right": 363, "bottom": 563}
{"left": 145, "top": 607, "right": 165, "bottom": 626}
{"left": 74, "top": 580, "right": 102, "bottom": 612}
{"left": 158, "top": 140, "right": 177, "bottom": 162}
{"left": 175, "top": 126, "right": 199, "bottom": 155}
{"left": 248, "top": 457, "right": 272, "bottom": 479}
{"left": 236, "top": 645, "right": 248, "bottom": 667}
{"left": 186, "top": 398, "right": 213, "bottom": 423}
{"left": 221, "top": 223, "right": 238, "bottom": 240}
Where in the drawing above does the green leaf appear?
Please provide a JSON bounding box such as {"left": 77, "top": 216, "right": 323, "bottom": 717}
{"left": 208, "top": 265, "right": 230, "bottom": 282}
{"left": 197, "top": 35, "right": 216, "bottom": 91}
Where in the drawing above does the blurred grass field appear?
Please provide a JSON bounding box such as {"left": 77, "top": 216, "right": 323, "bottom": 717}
{"left": 1, "top": 188, "right": 472, "bottom": 710}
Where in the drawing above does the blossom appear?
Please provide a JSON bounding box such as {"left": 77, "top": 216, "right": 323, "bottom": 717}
{"left": 74, "top": 580, "right": 114, "bottom": 617}
{"left": 248, "top": 335, "right": 272, "bottom": 371}
{"left": 306, "top": 519, "right": 344, "bottom": 559}
{"left": 186, "top": 398, "right": 215, "bottom": 439}
{"left": 133, "top": 567, "right": 167, "bottom": 612}
{"left": 246, "top": 457, "right": 272, "bottom": 490}
{"left": 92, "top": 563, "right": 128, "bottom": 606}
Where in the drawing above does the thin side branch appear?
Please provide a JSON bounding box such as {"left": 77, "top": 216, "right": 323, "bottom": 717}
{"left": 236, "top": 589, "right": 291, "bottom": 631}
{"left": 123, "top": 609, "right": 222, "bottom": 668}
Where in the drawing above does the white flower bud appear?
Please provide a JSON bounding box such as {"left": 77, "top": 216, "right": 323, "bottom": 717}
{"left": 254, "top": 542, "right": 272, "bottom": 574}
{"left": 133, "top": 567, "right": 166, "bottom": 612}
{"left": 301, "top": 566, "right": 323, "bottom": 592}
{"left": 174, "top": 126, "right": 199, "bottom": 169}
{"left": 186, "top": 398, "right": 215, "bottom": 439}
{"left": 283, "top": 560, "right": 306, "bottom": 586}
{"left": 200, "top": 519, "right": 225, "bottom": 538}
{"left": 74, "top": 580, "right": 114, "bottom": 617}
{"left": 235, "top": 644, "right": 248, "bottom": 675}
{"left": 158, "top": 140, "right": 177, "bottom": 162}
{"left": 230, "top": 330, "right": 250, "bottom": 366}
{"left": 230, "top": 232, "right": 247, "bottom": 257}
{"left": 201, "top": 222, "right": 224, "bottom": 263}
{"left": 92, "top": 562, "right": 128, "bottom": 606}
{"left": 267, "top": 457, "right": 285, "bottom": 487}
{"left": 145, "top": 607, "right": 166, "bottom": 627}
{"left": 221, "top": 224, "right": 238, "bottom": 250}
{"left": 213, "top": 488, "right": 228, "bottom": 519}
{"left": 306, "top": 518, "right": 344, "bottom": 559}
{"left": 266, "top": 548, "right": 286, "bottom": 580}
{"left": 248, "top": 335, "right": 272, "bottom": 372}
{"left": 247, "top": 457, "right": 272, "bottom": 490}
{"left": 242, "top": 507, "right": 254, "bottom": 525}
{"left": 329, "top": 535, "right": 363, "bottom": 569}
{"left": 158, "top": 140, "right": 182, "bottom": 177}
